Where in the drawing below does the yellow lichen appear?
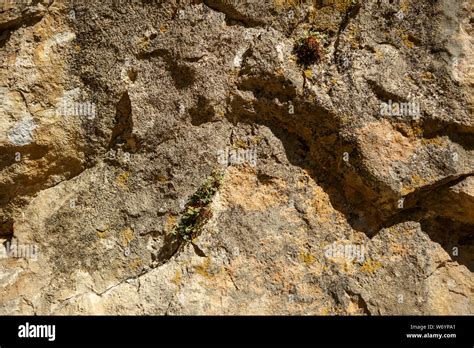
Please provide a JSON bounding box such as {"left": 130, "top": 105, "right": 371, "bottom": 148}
{"left": 374, "top": 49, "right": 384, "bottom": 61}
{"left": 400, "top": 0, "right": 410, "bottom": 13}
{"left": 407, "top": 123, "right": 424, "bottom": 138}
{"left": 421, "top": 137, "right": 444, "bottom": 146}
{"left": 171, "top": 269, "right": 182, "bottom": 285}
{"left": 400, "top": 186, "right": 415, "bottom": 196}
{"left": 165, "top": 215, "right": 177, "bottom": 233}
{"left": 420, "top": 71, "right": 434, "bottom": 81}
{"left": 233, "top": 139, "right": 248, "bottom": 149}
{"left": 137, "top": 37, "right": 150, "bottom": 50}
{"left": 410, "top": 174, "right": 428, "bottom": 188}
{"left": 275, "top": 67, "right": 285, "bottom": 76}
{"left": 401, "top": 33, "right": 415, "bottom": 49}
{"left": 96, "top": 230, "right": 108, "bottom": 239}
{"left": 120, "top": 227, "right": 135, "bottom": 247}
{"left": 320, "top": 307, "right": 331, "bottom": 315}
{"left": 251, "top": 135, "right": 264, "bottom": 144}
{"left": 298, "top": 251, "right": 315, "bottom": 265}
{"left": 195, "top": 257, "right": 214, "bottom": 279}
{"left": 360, "top": 259, "right": 382, "bottom": 274}
{"left": 156, "top": 175, "right": 168, "bottom": 183}
{"left": 128, "top": 258, "right": 143, "bottom": 272}
{"left": 116, "top": 172, "right": 130, "bottom": 188}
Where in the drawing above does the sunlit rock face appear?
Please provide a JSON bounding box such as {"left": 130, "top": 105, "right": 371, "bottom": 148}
{"left": 0, "top": 0, "right": 472, "bottom": 315}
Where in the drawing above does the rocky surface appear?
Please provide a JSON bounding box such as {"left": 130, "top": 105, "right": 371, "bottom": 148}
{"left": 0, "top": 0, "right": 472, "bottom": 315}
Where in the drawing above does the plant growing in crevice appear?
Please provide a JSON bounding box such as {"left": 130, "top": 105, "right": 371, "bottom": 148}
{"left": 172, "top": 171, "right": 224, "bottom": 242}
{"left": 153, "top": 171, "right": 224, "bottom": 267}
{"left": 293, "top": 29, "right": 327, "bottom": 67}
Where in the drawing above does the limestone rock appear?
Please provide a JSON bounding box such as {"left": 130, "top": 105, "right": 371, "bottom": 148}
{"left": 0, "top": 0, "right": 472, "bottom": 315}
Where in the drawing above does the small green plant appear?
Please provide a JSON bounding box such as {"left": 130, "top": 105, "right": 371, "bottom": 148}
{"left": 172, "top": 171, "right": 224, "bottom": 242}
{"left": 293, "top": 30, "right": 327, "bottom": 67}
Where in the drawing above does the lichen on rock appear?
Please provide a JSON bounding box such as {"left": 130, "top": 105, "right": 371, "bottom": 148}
{"left": 0, "top": 0, "right": 472, "bottom": 315}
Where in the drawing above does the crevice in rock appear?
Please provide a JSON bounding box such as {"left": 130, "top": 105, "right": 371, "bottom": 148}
{"left": 346, "top": 290, "right": 371, "bottom": 315}
{"left": 189, "top": 95, "right": 216, "bottom": 126}
{"left": 109, "top": 91, "right": 138, "bottom": 153}
{"left": 153, "top": 231, "right": 183, "bottom": 267}
{"left": 0, "top": 29, "right": 12, "bottom": 48}
{"left": 0, "top": 8, "right": 44, "bottom": 32}
{"left": 370, "top": 173, "right": 474, "bottom": 233}
{"left": 329, "top": 285, "right": 371, "bottom": 315}
{"left": 0, "top": 143, "right": 49, "bottom": 171}
{"left": 153, "top": 171, "right": 223, "bottom": 267}
{"left": 1, "top": 233, "right": 14, "bottom": 247}
{"left": 419, "top": 119, "right": 474, "bottom": 151}
{"left": 202, "top": 0, "right": 266, "bottom": 28}
{"left": 0, "top": 219, "right": 14, "bottom": 237}
{"left": 333, "top": 0, "right": 361, "bottom": 66}
{"left": 367, "top": 79, "right": 409, "bottom": 104}
{"left": 191, "top": 242, "right": 207, "bottom": 257}
{"left": 421, "top": 218, "right": 473, "bottom": 271}
{"left": 379, "top": 174, "right": 474, "bottom": 270}
{"left": 137, "top": 47, "right": 169, "bottom": 60}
